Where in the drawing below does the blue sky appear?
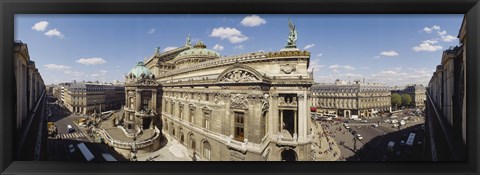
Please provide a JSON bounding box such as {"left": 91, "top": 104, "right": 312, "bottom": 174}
{"left": 15, "top": 14, "right": 463, "bottom": 86}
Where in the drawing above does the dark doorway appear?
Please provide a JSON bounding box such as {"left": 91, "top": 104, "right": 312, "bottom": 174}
{"left": 282, "top": 110, "right": 295, "bottom": 136}
{"left": 281, "top": 149, "right": 297, "bottom": 161}
{"left": 143, "top": 117, "right": 151, "bottom": 129}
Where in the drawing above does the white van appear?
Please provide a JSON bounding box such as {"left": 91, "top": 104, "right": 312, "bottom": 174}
{"left": 67, "top": 125, "right": 75, "bottom": 133}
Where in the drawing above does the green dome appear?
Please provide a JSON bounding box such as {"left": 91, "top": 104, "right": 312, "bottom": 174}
{"left": 175, "top": 41, "right": 220, "bottom": 60}
{"left": 128, "top": 62, "right": 153, "bottom": 78}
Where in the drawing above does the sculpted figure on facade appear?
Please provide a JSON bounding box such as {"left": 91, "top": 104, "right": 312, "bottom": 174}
{"left": 230, "top": 93, "right": 248, "bottom": 109}
{"left": 219, "top": 69, "right": 259, "bottom": 83}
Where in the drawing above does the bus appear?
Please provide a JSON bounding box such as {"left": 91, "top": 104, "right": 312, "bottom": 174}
{"left": 77, "top": 143, "right": 95, "bottom": 161}
{"left": 102, "top": 153, "right": 117, "bottom": 161}
{"left": 405, "top": 133, "right": 416, "bottom": 153}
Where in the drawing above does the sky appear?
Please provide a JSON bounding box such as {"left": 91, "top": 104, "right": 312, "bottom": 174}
{"left": 15, "top": 14, "right": 463, "bottom": 87}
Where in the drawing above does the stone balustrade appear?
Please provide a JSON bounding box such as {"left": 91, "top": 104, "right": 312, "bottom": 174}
{"left": 97, "top": 127, "right": 161, "bottom": 150}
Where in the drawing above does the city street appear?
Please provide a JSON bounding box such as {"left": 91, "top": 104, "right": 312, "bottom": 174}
{"left": 46, "top": 95, "right": 126, "bottom": 161}
{"left": 320, "top": 109, "right": 426, "bottom": 161}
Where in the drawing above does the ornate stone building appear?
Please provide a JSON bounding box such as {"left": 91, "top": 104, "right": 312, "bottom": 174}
{"left": 101, "top": 21, "right": 316, "bottom": 161}
{"left": 311, "top": 79, "right": 391, "bottom": 118}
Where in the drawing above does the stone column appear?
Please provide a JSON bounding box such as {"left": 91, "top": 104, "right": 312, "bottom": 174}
{"left": 270, "top": 93, "right": 279, "bottom": 135}
{"left": 297, "top": 93, "right": 307, "bottom": 142}
{"left": 294, "top": 109, "right": 297, "bottom": 137}
{"left": 280, "top": 109, "right": 283, "bottom": 133}
{"left": 136, "top": 89, "right": 141, "bottom": 111}
{"left": 152, "top": 89, "right": 157, "bottom": 111}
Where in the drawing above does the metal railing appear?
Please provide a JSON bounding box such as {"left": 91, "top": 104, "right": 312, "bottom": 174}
{"left": 16, "top": 90, "right": 46, "bottom": 160}
{"left": 425, "top": 92, "right": 465, "bottom": 161}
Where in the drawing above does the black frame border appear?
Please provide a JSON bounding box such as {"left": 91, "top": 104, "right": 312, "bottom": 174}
{"left": 1, "top": 0, "right": 479, "bottom": 175}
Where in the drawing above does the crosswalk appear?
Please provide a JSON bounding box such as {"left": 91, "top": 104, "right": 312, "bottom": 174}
{"left": 54, "top": 133, "right": 87, "bottom": 139}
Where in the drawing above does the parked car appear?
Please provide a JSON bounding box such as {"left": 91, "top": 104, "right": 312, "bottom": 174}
{"left": 421, "top": 124, "right": 425, "bottom": 130}
{"left": 351, "top": 130, "right": 357, "bottom": 135}
{"left": 361, "top": 120, "right": 368, "bottom": 123}
{"left": 356, "top": 134, "right": 363, "bottom": 140}
{"left": 372, "top": 123, "right": 379, "bottom": 127}
{"left": 384, "top": 119, "right": 391, "bottom": 123}
{"left": 392, "top": 123, "right": 399, "bottom": 128}
{"left": 400, "top": 140, "right": 406, "bottom": 146}
{"left": 68, "top": 144, "right": 75, "bottom": 153}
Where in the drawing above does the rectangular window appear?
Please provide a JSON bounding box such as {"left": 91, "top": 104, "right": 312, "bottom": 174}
{"left": 234, "top": 112, "right": 245, "bottom": 141}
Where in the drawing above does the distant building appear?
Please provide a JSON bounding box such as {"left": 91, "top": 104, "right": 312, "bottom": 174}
{"left": 311, "top": 79, "right": 391, "bottom": 118}
{"left": 14, "top": 40, "right": 47, "bottom": 160}
{"left": 391, "top": 84, "right": 427, "bottom": 109}
{"left": 63, "top": 82, "right": 125, "bottom": 115}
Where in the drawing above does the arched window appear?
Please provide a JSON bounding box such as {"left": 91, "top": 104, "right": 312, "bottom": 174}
{"left": 189, "top": 133, "right": 196, "bottom": 150}
{"left": 202, "top": 141, "right": 211, "bottom": 160}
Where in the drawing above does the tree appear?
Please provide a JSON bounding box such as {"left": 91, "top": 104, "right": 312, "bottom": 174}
{"left": 391, "top": 93, "right": 402, "bottom": 109}
{"left": 401, "top": 94, "right": 412, "bottom": 107}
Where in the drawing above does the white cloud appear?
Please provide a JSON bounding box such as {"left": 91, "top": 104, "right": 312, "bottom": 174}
{"left": 233, "top": 45, "right": 244, "bottom": 50}
{"left": 373, "top": 56, "right": 380, "bottom": 59}
{"left": 212, "top": 44, "right": 224, "bottom": 51}
{"left": 328, "top": 64, "right": 355, "bottom": 72}
{"left": 64, "top": 70, "right": 86, "bottom": 77}
{"left": 317, "top": 53, "right": 323, "bottom": 57}
{"left": 148, "top": 28, "right": 155, "bottom": 34}
{"left": 423, "top": 25, "right": 440, "bottom": 33}
{"left": 413, "top": 40, "right": 443, "bottom": 52}
{"left": 437, "top": 30, "right": 456, "bottom": 42}
{"left": 360, "top": 66, "right": 370, "bottom": 69}
{"left": 210, "top": 27, "right": 248, "bottom": 43}
{"left": 240, "top": 15, "right": 267, "bottom": 27}
{"left": 308, "top": 59, "right": 325, "bottom": 72}
{"left": 380, "top": 50, "right": 399, "bottom": 57}
{"left": 162, "top": 47, "right": 178, "bottom": 52}
{"left": 99, "top": 70, "right": 108, "bottom": 74}
{"left": 43, "top": 64, "right": 70, "bottom": 70}
{"left": 367, "top": 67, "right": 432, "bottom": 86}
{"left": 32, "top": 21, "right": 49, "bottom": 31}
{"left": 303, "top": 44, "right": 315, "bottom": 50}
{"left": 90, "top": 74, "right": 100, "bottom": 77}
{"left": 329, "top": 64, "right": 339, "bottom": 69}
{"left": 76, "top": 57, "right": 106, "bottom": 65}
{"left": 44, "top": 28, "right": 64, "bottom": 38}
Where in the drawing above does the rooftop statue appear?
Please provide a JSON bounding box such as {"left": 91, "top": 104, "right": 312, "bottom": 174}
{"left": 186, "top": 34, "right": 191, "bottom": 47}
{"left": 155, "top": 46, "right": 160, "bottom": 53}
{"left": 286, "top": 19, "right": 297, "bottom": 48}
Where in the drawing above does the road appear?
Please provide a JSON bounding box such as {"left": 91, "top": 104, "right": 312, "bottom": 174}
{"left": 46, "top": 95, "right": 127, "bottom": 161}
{"left": 323, "top": 109, "right": 426, "bottom": 161}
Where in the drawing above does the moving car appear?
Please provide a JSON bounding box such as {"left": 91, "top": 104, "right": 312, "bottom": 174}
{"left": 361, "top": 120, "right": 368, "bottom": 123}
{"left": 67, "top": 125, "right": 75, "bottom": 133}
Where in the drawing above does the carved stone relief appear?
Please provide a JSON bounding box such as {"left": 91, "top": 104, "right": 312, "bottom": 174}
{"left": 219, "top": 69, "right": 259, "bottom": 83}
{"left": 280, "top": 64, "right": 297, "bottom": 74}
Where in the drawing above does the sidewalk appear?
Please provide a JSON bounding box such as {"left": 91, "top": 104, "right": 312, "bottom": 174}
{"left": 311, "top": 121, "right": 341, "bottom": 161}
{"left": 136, "top": 133, "right": 194, "bottom": 161}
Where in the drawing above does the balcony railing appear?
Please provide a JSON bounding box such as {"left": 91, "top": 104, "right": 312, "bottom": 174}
{"left": 16, "top": 90, "right": 46, "bottom": 160}
{"left": 425, "top": 92, "right": 466, "bottom": 161}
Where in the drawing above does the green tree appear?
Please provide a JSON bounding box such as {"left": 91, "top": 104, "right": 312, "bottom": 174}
{"left": 401, "top": 94, "right": 412, "bottom": 107}
{"left": 391, "top": 93, "right": 402, "bottom": 109}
